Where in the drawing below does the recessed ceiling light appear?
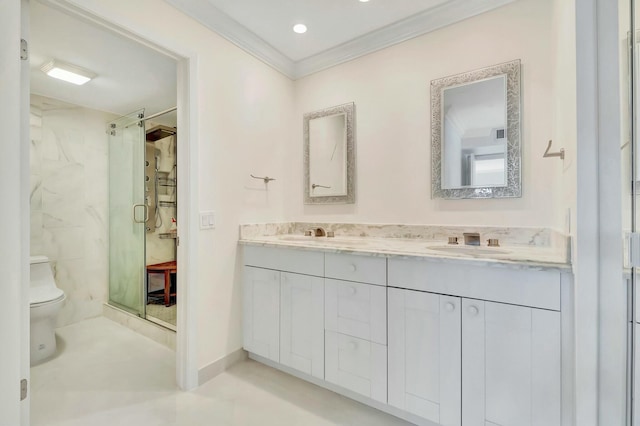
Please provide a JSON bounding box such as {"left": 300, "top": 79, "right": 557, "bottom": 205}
{"left": 40, "top": 60, "right": 96, "bottom": 86}
{"left": 359, "top": 0, "right": 370, "bottom": 2}
{"left": 293, "top": 24, "right": 307, "bottom": 34}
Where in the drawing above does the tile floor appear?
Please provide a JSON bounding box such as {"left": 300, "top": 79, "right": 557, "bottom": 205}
{"left": 31, "top": 317, "right": 412, "bottom": 426}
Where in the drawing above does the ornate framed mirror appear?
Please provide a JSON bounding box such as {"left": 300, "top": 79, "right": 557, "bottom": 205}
{"left": 304, "top": 102, "right": 355, "bottom": 204}
{"left": 431, "top": 60, "right": 521, "bottom": 199}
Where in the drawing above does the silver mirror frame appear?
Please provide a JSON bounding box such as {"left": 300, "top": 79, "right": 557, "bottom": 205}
{"left": 304, "top": 102, "right": 356, "bottom": 204}
{"left": 431, "top": 59, "right": 521, "bottom": 199}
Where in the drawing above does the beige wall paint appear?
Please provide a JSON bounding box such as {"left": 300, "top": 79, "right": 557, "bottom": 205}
{"left": 551, "top": 0, "right": 577, "bottom": 252}
{"left": 291, "top": 0, "right": 562, "bottom": 229}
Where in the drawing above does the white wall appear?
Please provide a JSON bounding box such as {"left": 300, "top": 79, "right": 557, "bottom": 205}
{"left": 29, "top": 95, "right": 116, "bottom": 327}
{"left": 290, "top": 0, "right": 560, "bottom": 229}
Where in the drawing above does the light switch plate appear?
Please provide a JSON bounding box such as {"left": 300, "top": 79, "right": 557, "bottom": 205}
{"left": 200, "top": 211, "right": 215, "bottom": 230}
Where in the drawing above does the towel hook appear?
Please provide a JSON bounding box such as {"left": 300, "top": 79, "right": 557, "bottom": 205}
{"left": 543, "top": 140, "right": 564, "bottom": 160}
{"left": 250, "top": 174, "right": 276, "bottom": 184}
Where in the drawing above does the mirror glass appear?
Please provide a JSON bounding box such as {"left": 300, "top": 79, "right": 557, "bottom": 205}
{"left": 304, "top": 103, "right": 355, "bottom": 204}
{"left": 431, "top": 60, "right": 521, "bottom": 199}
{"left": 442, "top": 76, "right": 506, "bottom": 189}
{"left": 309, "top": 113, "right": 347, "bottom": 196}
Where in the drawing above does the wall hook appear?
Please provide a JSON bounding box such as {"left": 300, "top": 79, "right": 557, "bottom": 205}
{"left": 250, "top": 174, "right": 276, "bottom": 184}
{"left": 543, "top": 140, "right": 565, "bottom": 160}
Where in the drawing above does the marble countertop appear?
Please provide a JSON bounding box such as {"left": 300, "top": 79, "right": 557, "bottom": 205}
{"left": 239, "top": 233, "right": 572, "bottom": 272}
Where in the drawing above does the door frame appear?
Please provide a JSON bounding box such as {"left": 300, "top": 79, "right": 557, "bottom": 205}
{"left": 0, "top": 0, "right": 30, "bottom": 424}
{"left": 38, "top": 0, "right": 200, "bottom": 390}
{"left": 575, "top": 0, "right": 627, "bottom": 424}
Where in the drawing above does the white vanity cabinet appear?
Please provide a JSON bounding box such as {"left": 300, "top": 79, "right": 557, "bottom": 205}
{"left": 388, "top": 258, "right": 563, "bottom": 426}
{"left": 242, "top": 244, "right": 568, "bottom": 426}
{"left": 388, "top": 288, "right": 462, "bottom": 426}
{"left": 461, "top": 299, "right": 561, "bottom": 426}
{"left": 280, "top": 272, "right": 324, "bottom": 378}
{"left": 324, "top": 254, "right": 388, "bottom": 402}
{"left": 243, "top": 266, "right": 280, "bottom": 362}
{"left": 243, "top": 246, "right": 325, "bottom": 374}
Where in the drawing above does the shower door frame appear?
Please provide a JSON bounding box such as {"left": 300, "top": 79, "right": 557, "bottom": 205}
{"left": 39, "top": 0, "right": 200, "bottom": 390}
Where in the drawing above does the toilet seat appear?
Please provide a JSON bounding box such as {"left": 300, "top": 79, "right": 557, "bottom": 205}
{"left": 31, "top": 286, "right": 65, "bottom": 307}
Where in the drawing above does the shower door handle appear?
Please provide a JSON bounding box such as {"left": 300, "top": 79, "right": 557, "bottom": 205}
{"left": 132, "top": 204, "right": 149, "bottom": 224}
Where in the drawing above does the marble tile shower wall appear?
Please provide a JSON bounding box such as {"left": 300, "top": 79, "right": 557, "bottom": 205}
{"left": 30, "top": 96, "right": 117, "bottom": 327}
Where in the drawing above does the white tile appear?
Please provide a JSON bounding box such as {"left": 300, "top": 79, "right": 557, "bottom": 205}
{"left": 103, "top": 305, "right": 176, "bottom": 350}
{"left": 42, "top": 227, "right": 84, "bottom": 261}
{"left": 30, "top": 212, "right": 44, "bottom": 255}
{"left": 41, "top": 162, "right": 84, "bottom": 196}
{"left": 31, "top": 317, "right": 410, "bottom": 426}
{"left": 42, "top": 190, "right": 85, "bottom": 228}
{"left": 30, "top": 138, "right": 42, "bottom": 172}
{"left": 30, "top": 174, "right": 42, "bottom": 211}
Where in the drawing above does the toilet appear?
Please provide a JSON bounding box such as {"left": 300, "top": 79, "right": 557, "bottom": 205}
{"left": 30, "top": 255, "right": 65, "bottom": 366}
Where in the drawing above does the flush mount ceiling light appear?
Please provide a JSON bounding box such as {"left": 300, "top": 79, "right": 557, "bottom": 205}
{"left": 41, "top": 60, "right": 96, "bottom": 86}
{"left": 293, "top": 24, "right": 307, "bottom": 34}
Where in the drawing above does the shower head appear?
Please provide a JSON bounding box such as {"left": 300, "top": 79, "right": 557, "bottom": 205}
{"left": 146, "top": 125, "right": 177, "bottom": 142}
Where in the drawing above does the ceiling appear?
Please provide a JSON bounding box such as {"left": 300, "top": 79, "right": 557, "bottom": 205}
{"left": 167, "top": 0, "right": 516, "bottom": 79}
{"left": 29, "top": 1, "right": 177, "bottom": 125}
{"left": 28, "top": 0, "right": 515, "bottom": 116}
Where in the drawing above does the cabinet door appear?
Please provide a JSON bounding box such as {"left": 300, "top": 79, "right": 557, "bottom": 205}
{"left": 243, "top": 267, "right": 280, "bottom": 362}
{"left": 280, "top": 272, "right": 324, "bottom": 378}
{"left": 325, "top": 279, "right": 386, "bottom": 344}
{"left": 388, "top": 288, "right": 462, "bottom": 426}
{"left": 462, "top": 299, "right": 561, "bottom": 426}
{"left": 325, "top": 331, "right": 387, "bottom": 403}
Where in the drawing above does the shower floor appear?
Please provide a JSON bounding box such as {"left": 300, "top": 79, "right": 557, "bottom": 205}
{"left": 146, "top": 302, "right": 176, "bottom": 329}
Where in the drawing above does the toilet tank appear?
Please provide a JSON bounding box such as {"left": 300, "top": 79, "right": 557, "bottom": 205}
{"left": 30, "top": 256, "right": 55, "bottom": 288}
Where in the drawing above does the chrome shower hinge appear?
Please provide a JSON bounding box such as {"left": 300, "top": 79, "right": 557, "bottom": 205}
{"left": 20, "top": 379, "right": 27, "bottom": 401}
{"left": 20, "top": 39, "right": 28, "bottom": 60}
{"left": 628, "top": 232, "right": 640, "bottom": 268}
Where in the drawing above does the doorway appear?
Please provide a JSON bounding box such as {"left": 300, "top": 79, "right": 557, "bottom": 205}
{"left": 28, "top": 0, "right": 198, "bottom": 396}
{"left": 107, "top": 108, "right": 179, "bottom": 331}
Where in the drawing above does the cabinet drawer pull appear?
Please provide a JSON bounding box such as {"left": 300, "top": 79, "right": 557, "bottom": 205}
{"left": 444, "top": 302, "right": 455, "bottom": 312}
{"left": 347, "top": 341, "right": 357, "bottom": 350}
{"left": 468, "top": 305, "right": 479, "bottom": 316}
{"left": 348, "top": 286, "right": 357, "bottom": 295}
{"left": 348, "top": 264, "right": 357, "bottom": 272}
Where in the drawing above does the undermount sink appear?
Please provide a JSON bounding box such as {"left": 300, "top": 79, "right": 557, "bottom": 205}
{"left": 277, "top": 235, "right": 315, "bottom": 242}
{"left": 277, "top": 235, "right": 367, "bottom": 246}
{"left": 427, "top": 245, "right": 511, "bottom": 256}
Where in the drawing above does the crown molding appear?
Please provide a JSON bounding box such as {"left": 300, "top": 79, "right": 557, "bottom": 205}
{"left": 165, "top": 0, "right": 296, "bottom": 78}
{"left": 293, "top": 0, "right": 517, "bottom": 78}
{"left": 167, "top": 0, "right": 517, "bottom": 80}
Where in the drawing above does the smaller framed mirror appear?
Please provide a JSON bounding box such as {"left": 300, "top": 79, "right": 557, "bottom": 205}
{"left": 431, "top": 60, "right": 521, "bottom": 199}
{"left": 304, "top": 102, "right": 355, "bottom": 204}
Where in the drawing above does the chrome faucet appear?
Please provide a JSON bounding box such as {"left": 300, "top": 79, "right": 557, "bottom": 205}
{"left": 463, "top": 233, "right": 481, "bottom": 246}
{"left": 305, "top": 227, "right": 327, "bottom": 237}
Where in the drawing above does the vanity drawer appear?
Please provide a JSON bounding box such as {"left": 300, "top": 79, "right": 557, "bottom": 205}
{"left": 325, "top": 331, "right": 387, "bottom": 403}
{"left": 243, "top": 245, "right": 324, "bottom": 277}
{"left": 388, "top": 258, "right": 561, "bottom": 311}
{"left": 325, "top": 253, "right": 387, "bottom": 286}
{"left": 325, "top": 279, "right": 386, "bottom": 345}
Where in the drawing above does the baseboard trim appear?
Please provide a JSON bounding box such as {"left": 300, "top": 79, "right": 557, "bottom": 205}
{"left": 198, "top": 348, "right": 248, "bottom": 385}
{"left": 248, "top": 353, "right": 435, "bottom": 426}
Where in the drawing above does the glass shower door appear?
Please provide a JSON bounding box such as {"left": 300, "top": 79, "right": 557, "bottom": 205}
{"left": 108, "top": 110, "right": 146, "bottom": 316}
